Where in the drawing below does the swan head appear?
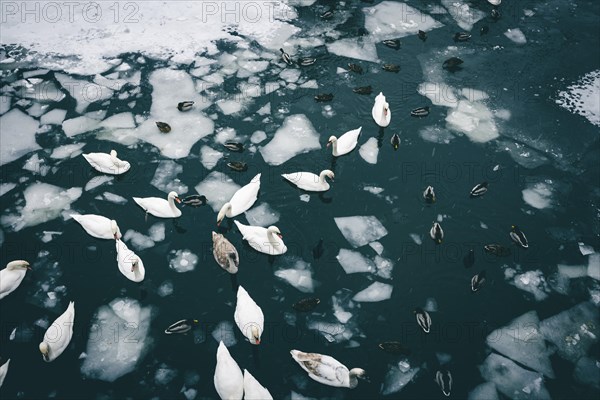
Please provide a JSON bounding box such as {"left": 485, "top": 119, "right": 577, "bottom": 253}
{"left": 6, "top": 260, "right": 31, "bottom": 271}
{"left": 110, "top": 149, "right": 117, "bottom": 158}
{"left": 267, "top": 226, "right": 282, "bottom": 239}
{"left": 217, "top": 203, "right": 232, "bottom": 226}
{"left": 326, "top": 136, "right": 337, "bottom": 147}
{"left": 383, "top": 103, "right": 389, "bottom": 116}
{"left": 168, "top": 191, "right": 181, "bottom": 204}
{"left": 251, "top": 325, "right": 261, "bottom": 345}
{"left": 350, "top": 368, "right": 367, "bottom": 379}
{"left": 39, "top": 342, "right": 50, "bottom": 361}
{"left": 131, "top": 258, "right": 139, "bottom": 272}
{"left": 321, "top": 170, "right": 335, "bottom": 182}
{"left": 110, "top": 220, "right": 121, "bottom": 240}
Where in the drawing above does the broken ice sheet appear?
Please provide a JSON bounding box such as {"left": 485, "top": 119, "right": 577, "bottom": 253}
{"left": 334, "top": 216, "right": 388, "bottom": 247}
{"left": 274, "top": 257, "right": 315, "bottom": 293}
{"left": 336, "top": 249, "right": 375, "bottom": 274}
{"left": 353, "top": 282, "right": 393, "bottom": 302}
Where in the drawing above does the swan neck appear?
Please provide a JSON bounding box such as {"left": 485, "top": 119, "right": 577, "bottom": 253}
{"left": 168, "top": 196, "right": 177, "bottom": 212}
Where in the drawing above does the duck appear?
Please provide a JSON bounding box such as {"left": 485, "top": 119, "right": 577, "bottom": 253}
{"left": 280, "top": 48, "right": 293, "bottom": 65}
{"left": 290, "top": 350, "right": 367, "bottom": 388}
{"left": 0, "top": 359, "right": 9, "bottom": 388}
{"left": 411, "top": 106, "right": 430, "bottom": 117}
{"left": 327, "top": 127, "right": 361, "bottom": 157}
{"left": 234, "top": 221, "right": 287, "bottom": 255}
{"left": 223, "top": 142, "right": 244, "bottom": 152}
{"left": 382, "top": 39, "right": 401, "bottom": 49}
{"left": 234, "top": 286, "right": 264, "bottom": 345}
{"left": 347, "top": 63, "right": 363, "bottom": 74}
{"left": 378, "top": 342, "right": 411, "bottom": 355}
{"left": 454, "top": 32, "right": 471, "bottom": 42}
{"left": 484, "top": 244, "right": 511, "bottom": 257}
{"left": 243, "top": 369, "right": 273, "bottom": 400}
{"left": 292, "top": 297, "right": 320, "bottom": 312}
{"left": 156, "top": 121, "right": 171, "bottom": 133}
{"left": 217, "top": 173, "right": 261, "bottom": 225}
{"left": 423, "top": 186, "right": 436, "bottom": 203}
{"left": 353, "top": 86, "right": 372, "bottom": 95}
{"left": 181, "top": 194, "right": 207, "bottom": 207}
{"left": 418, "top": 30, "right": 427, "bottom": 41}
{"left": 414, "top": 308, "right": 431, "bottom": 333}
{"left": 72, "top": 214, "right": 121, "bottom": 240}
{"left": 510, "top": 225, "right": 528, "bottom": 248}
{"left": 320, "top": 9, "right": 334, "bottom": 19}
{"left": 82, "top": 150, "right": 130, "bottom": 175}
{"left": 491, "top": 8, "right": 501, "bottom": 19}
{"left": 115, "top": 236, "right": 145, "bottom": 282}
{"left": 214, "top": 341, "right": 244, "bottom": 400}
{"left": 227, "top": 161, "right": 248, "bottom": 172}
{"left": 212, "top": 231, "right": 239, "bottom": 274}
{"left": 471, "top": 270, "right": 487, "bottom": 292}
{"left": 390, "top": 133, "right": 401, "bottom": 150}
{"left": 372, "top": 92, "right": 391, "bottom": 127}
{"left": 470, "top": 181, "right": 488, "bottom": 197}
{"left": 0, "top": 260, "right": 31, "bottom": 300}
{"left": 164, "top": 319, "right": 199, "bottom": 334}
{"left": 436, "top": 370, "right": 453, "bottom": 396}
{"left": 314, "top": 93, "right": 334, "bottom": 102}
{"left": 177, "top": 101, "right": 194, "bottom": 111}
{"left": 382, "top": 64, "right": 400, "bottom": 73}
{"left": 297, "top": 57, "right": 316, "bottom": 67}
{"left": 430, "top": 222, "right": 444, "bottom": 244}
{"left": 282, "top": 170, "right": 334, "bottom": 192}
{"left": 443, "top": 57, "right": 463, "bottom": 70}
{"left": 133, "top": 191, "right": 182, "bottom": 218}
{"left": 39, "top": 301, "right": 75, "bottom": 362}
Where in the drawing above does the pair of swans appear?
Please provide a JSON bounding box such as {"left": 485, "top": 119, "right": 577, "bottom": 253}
{"left": 214, "top": 341, "right": 273, "bottom": 400}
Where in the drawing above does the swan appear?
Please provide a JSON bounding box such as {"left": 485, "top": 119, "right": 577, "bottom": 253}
{"left": 282, "top": 170, "right": 334, "bottom": 192}
{"left": 212, "top": 232, "right": 239, "bottom": 274}
{"left": 133, "top": 191, "right": 182, "bottom": 218}
{"left": 217, "top": 173, "right": 261, "bottom": 225}
{"left": 82, "top": 150, "right": 130, "bottom": 175}
{"left": 372, "top": 92, "right": 391, "bottom": 127}
{"left": 115, "top": 236, "right": 145, "bottom": 282}
{"left": 243, "top": 369, "right": 273, "bottom": 400}
{"left": 290, "top": 350, "right": 367, "bottom": 388}
{"left": 327, "top": 127, "right": 361, "bottom": 157}
{"left": 234, "top": 220, "right": 287, "bottom": 255}
{"left": 214, "top": 341, "right": 244, "bottom": 400}
{"left": 234, "top": 285, "right": 264, "bottom": 345}
{"left": 39, "top": 301, "right": 75, "bottom": 362}
{"left": 0, "top": 359, "right": 9, "bottom": 388}
{"left": 72, "top": 214, "right": 122, "bottom": 240}
{"left": 0, "top": 260, "right": 30, "bottom": 300}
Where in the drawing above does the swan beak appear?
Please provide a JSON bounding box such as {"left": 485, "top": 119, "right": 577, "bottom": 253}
{"left": 175, "top": 197, "right": 182, "bottom": 204}
{"left": 326, "top": 141, "right": 331, "bottom": 148}
{"left": 277, "top": 233, "right": 283, "bottom": 239}
{"left": 255, "top": 339, "right": 261, "bottom": 345}
{"left": 27, "top": 266, "right": 32, "bottom": 270}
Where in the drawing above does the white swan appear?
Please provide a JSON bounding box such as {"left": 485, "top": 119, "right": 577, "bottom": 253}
{"left": 243, "top": 369, "right": 273, "bottom": 400}
{"left": 327, "top": 127, "right": 362, "bottom": 156}
{"left": 282, "top": 170, "right": 334, "bottom": 192}
{"left": 115, "top": 237, "right": 145, "bottom": 282}
{"left": 217, "top": 173, "right": 261, "bottom": 225}
{"left": 72, "top": 214, "right": 122, "bottom": 240}
{"left": 290, "top": 350, "right": 367, "bottom": 388}
{"left": 133, "top": 191, "right": 182, "bottom": 218}
{"left": 39, "top": 301, "right": 75, "bottom": 362}
{"left": 82, "top": 150, "right": 130, "bottom": 175}
{"left": 0, "top": 260, "right": 30, "bottom": 300}
{"left": 234, "top": 220, "right": 287, "bottom": 255}
{"left": 372, "top": 92, "right": 391, "bottom": 127}
{"left": 234, "top": 286, "right": 264, "bottom": 345}
{"left": 0, "top": 359, "right": 10, "bottom": 388}
{"left": 214, "top": 341, "right": 244, "bottom": 400}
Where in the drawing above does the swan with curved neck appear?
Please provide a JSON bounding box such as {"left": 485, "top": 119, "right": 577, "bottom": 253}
{"left": 216, "top": 173, "right": 261, "bottom": 225}
{"left": 372, "top": 92, "right": 391, "bottom": 127}
{"left": 133, "top": 191, "right": 182, "bottom": 218}
{"left": 0, "top": 260, "right": 31, "bottom": 300}
{"left": 282, "top": 169, "right": 334, "bottom": 192}
{"left": 327, "top": 127, "right": 362, "bottom": 156}
{"left": 72, "top": 214, "right": 121, "bottom": 240}
{"left": 82, "top": 149, "right": 131, "bottom": 175}
{"left": 234, "top": 221, "right": 287, "bottom": 255}
{"left": 234, "top": 285, "right": 264, "bottom": 345}
{"left": 39, "top": 301, "right": 75, "bottom": 362}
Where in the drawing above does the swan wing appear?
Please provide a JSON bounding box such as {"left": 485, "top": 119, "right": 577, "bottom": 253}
{"left": 72, "top": 214, "right": 114, "bottom": 239}
{"left": 44, "top": 301, "right": 75, "bottom": 361}
{"left": 0, "top": 359, "right": 10, "bottom": 388}
{"left": 229, "top": 173, "right": 261, "bottom": 215}
{"left": 214, "top": 342, "right": 244, "bottom": 400}
{"left": 0, "top": 269, "right": 26, "bottom": 300}
{"left": 243, "top": 369, "right": 273, "bottom": 400}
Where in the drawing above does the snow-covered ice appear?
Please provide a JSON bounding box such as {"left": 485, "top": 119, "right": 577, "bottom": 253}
{"left": 326, "top": 38, "right": 379, "bottom": 63}
{"left": 96, "top": 192, "right": 128, "bottom": 204}
{"left": 50, "top": 143, "right": 85, "bottom": 160}
{"left": 244, "top": 203, "right": 280, "bottom": 227}
{"left": 40, "top": 109, "right": 67, "bottom": 125}
{"left": 199, "top": 146, "right": 224, "bottom": 170}
{"left": 359, "top": 138, "right": 379, "bottom": 164}
{"left": 556, "top": 70, "right": 600, "bottom": 127}
{"left": 522, "top": 182, "right": 553, "bottom": 209}
{"left": 84, "top": 176, "right": 113, "bottom": 192}
{"left": 62, "top": 116, "right": 100, "bottom": 137}
{"left": 274, "top": 257, "right": 315, "bottom": 293}
{"left": 55, "top": 73, "right": 114, "bottom": 113}
{"left": 259, "top": 114, "right": 321, "bottom": 166}
{"left": 336, "top": 249, "right": 376, "bottom": 274}
{"left": 353, "top": 282, "right": 393, "bottom": 302}
{"left": 468, "top": 383, "right": 500, "bottom": 400}
{"left": 381, "top": 359, "right": 420, "bottom": 395}
{"left": 573, "top": 356, "right": 600, "bottom": 390}
{"left": 194, "top": 171, "right": 241, "bottom": 212}
{"left": 374, "top": 256, "right": 394, "bottom": 279}
{"left": 505, "top": 28, "right": 527, "bottom": 45}
{"left": 363, "top": 1, "right": 443, "bottom": 40}
{"left": 441, "top": 0, "right": 485, "bottom": 31}
{"left": 334, "top": 216, "right": 388, "bottom": 247}
{"left": 151, "top": 160, "right": 188, "bottom": 194}
{"left": 0, "top": 109, "right": 41, "bottom": 166}
{"left": 123, "top": 230, "right": 155, "bottom": 251}
{"left": 504, "top": 268, "right": 550, "bottom": 301}
{"left": 169, "top": 250, "right": 198, "bottom": 273}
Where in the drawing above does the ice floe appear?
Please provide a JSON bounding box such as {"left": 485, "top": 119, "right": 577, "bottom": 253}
{"left": 211, "top": 320, "right": 237, "bottom": 347}
{"left": 0, "top": 109, "right": 41, "bottom": 166}
{"left": 480, "top": 353, "right": 551, "bottom": 400}
{"left": 504, "top": 268, "right": 551, "bottom": 301}
{"left": 441, "top": 0, "right": 486, "bottom": 31}
{"left": 446, "top": 99, "right": 499, "bottom": 143}
{"left": 326, "top": 38, "right": 379, "bottom": 63}
{"left": 84, "top": 175, "right": 113, "bottom": 192}
{"left": 468, "top": 382, "right": 500, "bottom": 400}
{"left": 251, "top": 130, "right": 268, "bottom": 144}
{"left": 95, "top": 192, "right": 128, "bottom": 204}
{"left": 274, "top": 257, "right": 315, "bottom": 293}
{"left": 556, "top": 69, "right": 600, "bottom": 127}
{"left": 353, "top": 282, "right": 393, "bottom": 302}
{"left": 522, "top": 182, "right": 554, "bottom": 209}
{"left": 81, "top": 298, "right": 152, "bottom": 382}
{"left": 1, "top": 183, "right": 82, "bottom": 232}
{"left": 573, "top": 356, "right": 600, "bottom": 390}
{"left": 55, "top": 73, "right": 114, "bottom": 114}
{"left": 199, "top": 146, "right": 224, "bottom": 170}
{"left": 259, "top": 114, "right": 321, "bottom": 166}
{"left": 374, "top": 256, "right": 394, "bottom": 279}
{"left": 381, "top": 359, "right": 420, "bottom": 395}
{"left": 334, "top": 216, "right": 388, "bottom": 248}
{"left": 486, "top": 311, "right": 555, "bottom": 378}
{"left": 363, "top": 1, "right": 443, "bottom": 40}
{"left": 336, "top": 249, "right": 376, "bottom": 274}
{"left": 62, "top": 116, "right": 100, "bottom": 138}
{"left": 157, "top": 281, "right": 174, "bottom": 297}
{"left": 50, "top": 143, "right": 85, "bottom": 160}
{"left": 418, "top": 82, "right": 459, "bottom": 108}
{"left": 194, "top": 171, "right": 241, "bottom": 212}
{"left": 151, "top": 160, "right": 188, "bottom": 194}
{"left": 169, "top": 250, "right": 198, "bottom": 273}
{"left": 504, "top": 28, "right": 527, "bottom": 45}
{"left": 359, "top": 138, "right": 379, "bottom": 164}
{"left": 123, "top": 230, "right": 155, "bottom": 251}
{"left": 245, "top": 203, "right": 280, "bottom": 227}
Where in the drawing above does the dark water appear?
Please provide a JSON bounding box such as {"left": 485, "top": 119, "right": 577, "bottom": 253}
{"left": 1, "top": 0, "right": 599, "bottom": 399}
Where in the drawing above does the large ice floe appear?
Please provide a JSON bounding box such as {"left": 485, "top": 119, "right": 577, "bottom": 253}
{"left": 0, "top": 108, "right": 41, "bottom": 166}
{"left": 259, "top": 114, "right": 321, "bottom": 166}
{"left": 326, "top": 38, "right": 380, "bottom": 63}
{"left": 245, "top": 203, "right": 280, "bottom": 227}
{"left": 274, "top": 257, "right": 315, "bottom": 293}
{"left": 556, "top": 69, "right": 600, "bottom": 127}
{"left": 522, "top": 181, "right": 554, "bottom": 210}
{"left": 486, "top": 311, "right": 555, "bottom": 378}
{"left": 150, "top": 160, "right": 189, "bottom": 194}
{"left": 353, "top": 282, "right": 393, "bottom": 302}
{"left": 441, "top": 0, "right": 486, "bottom": 31}
{"left": 363, "top": 1, "right": 443, "bottom": 41}
{"left": 503, "top": 268, "right": 551, "bottom": 301}
{"left": 334, "top": 216, "right": 388, "bottom": 248}
{"left": 381, "top": 359, "right": 421, "bottom": 395}
{"left": 1, "top": 183, "right": 82, "bottom": 232}
{"left": 194, "top": 171, "right": 241, "bottom": 212}
{"left": 479, "top": 353, "right": 551, "bottom": 400}
{"left": 81, "top": 298, "right": 152, "bottom": 382}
